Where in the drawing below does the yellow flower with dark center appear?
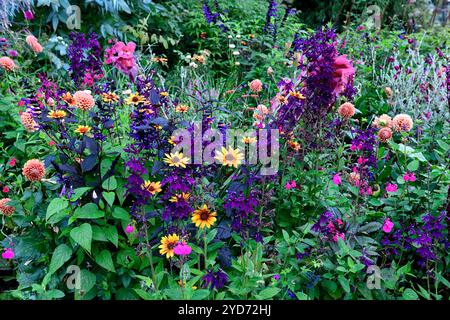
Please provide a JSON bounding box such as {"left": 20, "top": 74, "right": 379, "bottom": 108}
{"left": 163, "top": 152, "right": 189, "bottom": 168}
{"left": 125, "top": 92, "right": 146, "bottom": 105}
{"left": 192, "top": 204, "right": 217, "bottom": 229}
{"left": 242, "top": 136, "right": 257, "bottom": 144}
{"left": 141, "top": 181, "right": 162, "bottom": 195}
{"left": 289, "top": 90, "right": 305, "bottom": 100}
{"left": 102, "top": 92, "right": 119, "bottom": 103}
{"left": 48, "top": 110, "right": 67, "bottom": 119}
{"left": 74, "top": 125, "right": 91, "bottom": 135}
{"left": 175, "top": 104, "right": 189, "bottom": 113}
{"left": 169, "top": 192, "right": 190, "bottom": 203}
{"left": 160, "top": 91, "right": 169, "bottom": 97}
{"left": 159, "top": 233, "right": 179, "bottom": 259}
{"left": 214, "top": 146, "right": 244, "bottom": 168}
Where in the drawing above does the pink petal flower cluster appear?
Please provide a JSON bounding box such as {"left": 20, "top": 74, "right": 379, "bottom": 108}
{"left": 26, "top": 35, "right": 43, "bottom": 54}
{"left": 2, "top": 248, "right": 14, "bottom": 260}
{"left": 105, "top": 41, "right": 138, "bottom": 78}
{"left": 382, "top": 218, "right": 394, "bottom": 233}
{"left": 250, "top": 79, "right": 263, "bottom": 93}
{"left": 386, "top": 183, "right": 397, "bottom": 193}
{"left": 173, "top": 242, "right": 192, "bottom": 256}
{"left": 332, "top": 174, "right": 341, "bottom": 185}
{"left": 332, "top": 55, "right": 355, "bottom": 95}
{"left": 403, "top": 172, "right": 416, "bottom": 182}
{"left": 285, "top": 180, "right": 296, "bottom": 190}
{"left": 125, "top": 225, "right": 134, "bottom": 234}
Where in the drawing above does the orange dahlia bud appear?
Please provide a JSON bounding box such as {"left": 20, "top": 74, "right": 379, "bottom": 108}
{"left": 0, "top": 56, "right": 16, "bottom": 71}
{"left": 392, "top": 114, "right": 413, "bottom": 132}
{"left": 338, "top": 102, "right": 355, "bottom": 119}
{"left": 249, "top": 79, "right": 262, "bottom": 93}
{"left": 22, "top": 159, "right": 46, "bottom": 182}
{"left": 384, "top": 87, "right": 393, "bottom": 98}
{"left": 73, "top": 90, "right": 95, "bottom": 111}
{"left": 20, "top": 111, "right": 38, "bottom": 132}
{"left": 378, "top": 127, "right": 393, "bottom": 142}
{"left": 0, "top": 198, "right": 15, "bottom": 216}
{"left": 26, "top": 35, "right": 43, "bottom": 54}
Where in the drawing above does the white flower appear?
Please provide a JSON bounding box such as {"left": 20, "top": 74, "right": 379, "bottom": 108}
{"left": 235, "top": 62, "right": 240, "bottom": 66}
{"left": 229, "top": 44, "right": 236, "bottom": 49}
{"left": 227, "top": 35, "right": 232, "bottom": 39}
{"left": 236, "top": 35, "right": 241, "bottom": 39}
{"left": 232, "top": 51, "right": 240, "bottom": 56}
{"left": 189, "top": 62, "right": 198, "bottom": 68}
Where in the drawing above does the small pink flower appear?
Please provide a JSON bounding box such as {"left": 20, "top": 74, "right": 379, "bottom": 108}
{"left": 24, "top": 10, "right": 34, "bottom": 20}
{"left": 49, "top": 141, "right": 55, "bottom": 147}
{"left": 332, "top": 232, "right": 345, "bottom": 242}
{"left": 357, "top": 157, "right": 367, "bottom": 165}
{"left": 8, "top": 158, "right": 16, "bottom": 167}
{"left": 386, "top": 183, "right": 397, "bottom": 193}
{"left": 285, "top": 180, "right": 296, "bottom": 190}
{"left": 2, "top": 248, "right": 14, "bottom": 260}
{"left": 2, "top": 186, "right": 9, "bottom": 193}
{"left": 403, "top": 172, "right": 416, "bottom": 182}
{"left": 249, "top": 79, "right": 263, "bottom": 93}
{"left": 382, "top": 219, "right": 394, "bottom": 233}
{"left": 332, "top": 174, "right": 341, "bottom": 185}
{"left": 125, "top": 225, "right": 134, "bottom": 234}
{"left": 173, "top": 242, "right": 192, "bottom": 256}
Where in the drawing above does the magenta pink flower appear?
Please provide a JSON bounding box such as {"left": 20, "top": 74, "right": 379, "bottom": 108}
{"left": 382, "top": 219, "right": 394, "bottom": 233}
{"left": 403, "top": 172, "right": 416, "bottom": 182}
{"left": 2, "top": 248, "right": 14, "bottom": 260}
{"left": 285, "top": 180, "right": 297, "bottom": 190}
{"left": 125, "top": 225, "right": 134, "bottom": 234}
{"left": 386, "top": 183, "right": 398, "bottom": 193}
{"left": 332, "top": 55, "right": 355, "bottom": 95}
{"left": 332, "top": 174, "right": 341, "bottom": 185}
{"left": 24, "top": 10, "right": 34, "bottom": 20}
{"left": 105, "top": 41, "right": 138, "bottom": 78}
{"left": 332, "top": 232, "right": 345, "bottom": 242}
{"left": 173, "top": 242, "right": 192, "bottom": 256}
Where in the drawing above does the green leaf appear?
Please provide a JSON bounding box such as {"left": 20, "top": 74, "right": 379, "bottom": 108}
{"left": 79, "top": 269, "right": 96, "bottom": 293}
{"left": 257, "top": 287, "right": 280, "bottom": 300}
{"left": 358, "top": 222, "right": 382, "bottom": 233}
{"left": 192, "top": 289, "right": 211, "bottom": 300}
{"left": 70, "top": 223, "right": 92, "bottom": 253}
{"left": 338, "top": 275, "right": 350, "bottom": 293}
{"left": 70, "top": 187, "right": 93, "bottom": 201}
{"left": 46, "top": 198, "right": 69, "bottom": 222}
{"left": 402, "top": 288, "right": 419, "bottom": 300}
{"left": 95, "top": 250, "right": 116, "bottom": 272}
{"left": 102, "top": 176, "right": 118, "bottom": 191}
{"left": 71, "top": 203, "right": 104, "bottom": 223}
{"left": 436, "top": 273, "right": 450, "bottom": 289}
{"left": 205, "top": 228, "right": 218, "bottom": 244}
{"left": 104, "top": 225, "right": 118, "bottom": 247}
{"left": 410, "top": 152, "right": 427, "bottom": 162}
{"left": 113, "top": 206, "right": 130, "bottom": 221}
{"left": 407, "top": 160, "right": 420, "bottom": 172}
{"left": 103, "top": 192, "right": 115, "bottom": 206}
{"left": 48, "top": 244, "right": 72, "bottom": 275}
